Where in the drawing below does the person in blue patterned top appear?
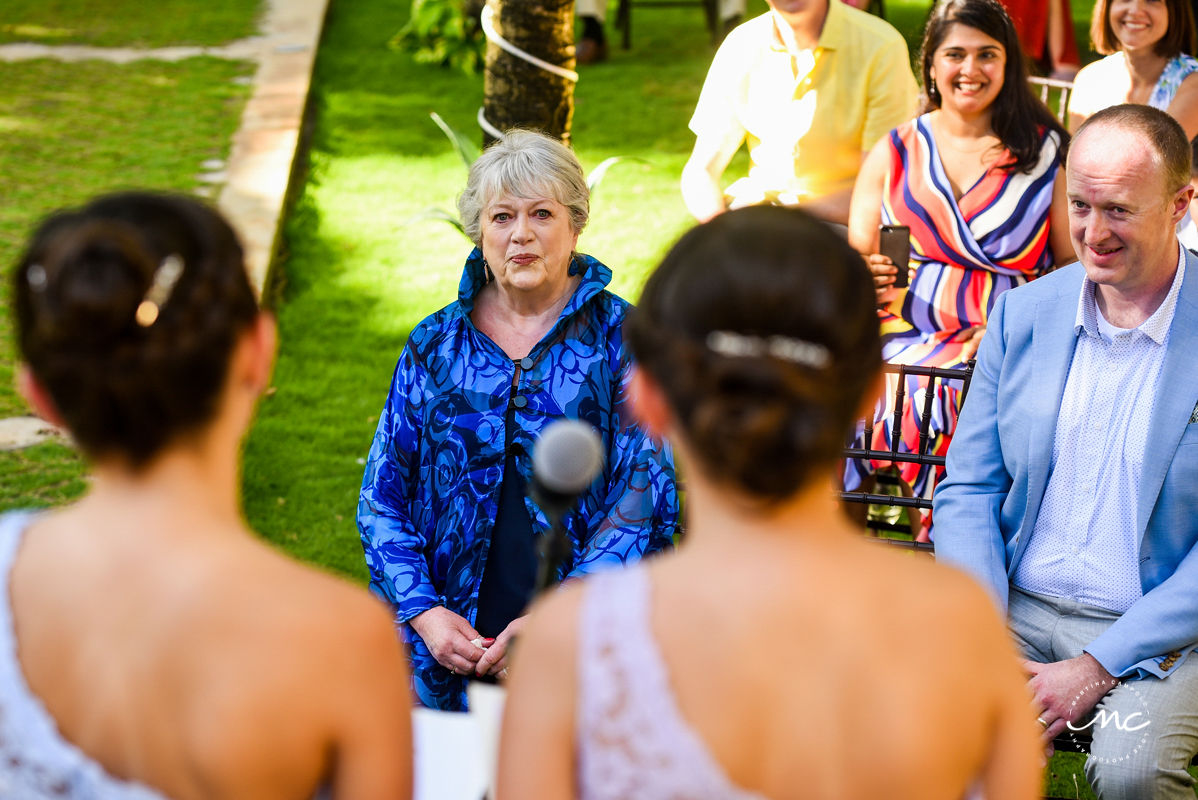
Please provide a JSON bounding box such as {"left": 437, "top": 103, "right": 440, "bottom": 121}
{"left": 357, "top": 129, "right": 679, "bottom": 711}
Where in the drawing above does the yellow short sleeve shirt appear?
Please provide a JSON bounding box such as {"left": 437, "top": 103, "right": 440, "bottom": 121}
{"left": 689, "top": 1, "right": 918, "bottom": 206}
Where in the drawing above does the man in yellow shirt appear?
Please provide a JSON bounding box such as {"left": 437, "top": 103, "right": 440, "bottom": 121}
{"left": 682, "top": 0, "right": 918, "bottom": 225}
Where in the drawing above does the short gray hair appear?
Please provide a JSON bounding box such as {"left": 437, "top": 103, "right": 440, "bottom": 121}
{"left": 457, "top": 129, "right": 590, "bottom": 246}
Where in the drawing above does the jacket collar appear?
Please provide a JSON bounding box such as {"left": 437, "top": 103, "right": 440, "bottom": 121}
{"left": 1137, "top": 246, "right": 1198, "bottom": 534}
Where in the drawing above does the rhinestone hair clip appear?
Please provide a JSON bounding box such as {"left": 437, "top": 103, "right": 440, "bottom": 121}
{"left": 135, "top": 254, "right": 184, "bottom": 327}
{"left": 26, "top": 264, "right": 48, "bottom": 291}
{"left": 706, "top": 330, "right": 831, "bottom": 369}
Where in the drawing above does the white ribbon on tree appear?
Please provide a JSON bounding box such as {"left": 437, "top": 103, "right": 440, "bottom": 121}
{"left": 478, "top": 3, "right": 579, "bottom": 138}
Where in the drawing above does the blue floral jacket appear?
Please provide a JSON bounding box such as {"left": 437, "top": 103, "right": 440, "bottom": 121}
{"left": 358, "top": 249, "right": 679, "bottom": 710}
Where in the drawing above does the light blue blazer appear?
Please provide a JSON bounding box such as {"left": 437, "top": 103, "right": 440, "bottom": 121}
{"left": 935, "top": 252, "right": 1198, "bottom": 680}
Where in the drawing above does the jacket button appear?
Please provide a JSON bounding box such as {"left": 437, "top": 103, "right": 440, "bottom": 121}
{"left": 512, "top": 395, "right": 528, "bottom": 409}
{"left": 520, "top": 357, "right": 534, "bottom": 370}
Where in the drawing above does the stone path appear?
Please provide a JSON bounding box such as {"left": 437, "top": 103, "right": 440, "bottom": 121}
{"left": 1, "top": 0, "right": 329, "bottom": 449}
{"left": 0, "top": 417, "right": 62, "bottom": 452}
{"left": 0, "top": 37, "right": 270, "bottom": 64}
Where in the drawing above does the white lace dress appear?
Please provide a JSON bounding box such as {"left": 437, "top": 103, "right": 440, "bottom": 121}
{"left": 577, "top": 564, "right": 767, "bottom": 800}
{"left": 0, "top": 510, "right": 169, "bottom": 799}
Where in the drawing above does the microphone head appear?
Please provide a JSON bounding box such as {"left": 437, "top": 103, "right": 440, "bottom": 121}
{"left": 533, "top": 419, "right": 605, "bottom": 495}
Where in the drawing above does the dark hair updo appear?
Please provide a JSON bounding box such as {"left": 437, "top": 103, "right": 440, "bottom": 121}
{"left": 13, "top": 192, "right": 259, "bottom": 468}
{"left": 626, "top": 206, "right": 881, "bottom": 503}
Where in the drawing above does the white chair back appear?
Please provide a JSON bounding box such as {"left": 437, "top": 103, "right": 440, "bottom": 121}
{"left": 1028, "top": 76, "right": 1073, "bottom": 124}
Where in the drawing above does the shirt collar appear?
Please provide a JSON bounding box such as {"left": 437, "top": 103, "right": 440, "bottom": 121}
{"left": 1074, "top": 241, "right": 1186, "bottom": 345}
{"left": 768, "top": 0, "right": 839, "bottom": 53}
{"left": 818, "top": 0, "right": 844, "bottom": 51}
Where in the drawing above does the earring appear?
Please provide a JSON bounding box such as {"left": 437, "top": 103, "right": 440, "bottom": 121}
{"left": 928, "top": 76, "right": 937, "bottom": 99}
{"left": 482, "top": 258, "right": 494, "bottom": 283}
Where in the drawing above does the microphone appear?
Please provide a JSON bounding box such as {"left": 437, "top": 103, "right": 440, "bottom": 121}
{"left": 530, "top": 420, "right": 604, "bottom": 592}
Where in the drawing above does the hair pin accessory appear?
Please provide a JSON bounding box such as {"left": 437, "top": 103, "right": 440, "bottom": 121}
{"left": 706, "top": 330, "right": 831, "bottom": 369}
{"left": 135, "top": 254, "right": 184, "bottom": 327}
{"left": 27, "top": 264, "right": 48, "bottom": 292}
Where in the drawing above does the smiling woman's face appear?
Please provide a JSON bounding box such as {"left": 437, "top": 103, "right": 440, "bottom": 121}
{"left": 480, "top": 193, "right": 579, "bottom": 298}
{"left": 929, "top": 23, "right": 1006, "bottom": 116}
{"left": 1109, "top": 0, "right": 1170, "bottom": 52}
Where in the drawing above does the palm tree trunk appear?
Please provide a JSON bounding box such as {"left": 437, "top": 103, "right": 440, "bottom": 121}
{"left": 482, "top": 0, "right": 576, "bottom": 146}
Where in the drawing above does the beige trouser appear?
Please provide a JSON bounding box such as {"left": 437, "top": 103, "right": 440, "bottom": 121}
{"left": 1010, "top": 587, "right": 1198, "bottom": 800}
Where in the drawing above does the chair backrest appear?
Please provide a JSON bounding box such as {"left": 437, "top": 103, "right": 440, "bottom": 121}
{"left": 1028, "top": 76, "right": 1073, "bottom": 125}
{"left": 840, "top": 360, "right": 976, "bottom": 550}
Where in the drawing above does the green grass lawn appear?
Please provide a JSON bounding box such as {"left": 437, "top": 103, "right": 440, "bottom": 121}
{"left": 0, "top": 56, "right": 254, "bottom": 508}
{"left": 238, "top": 0, "right": 773, "bottom": 577}
{"left": 0, "top": 0, "right": 263, "bottom": 48}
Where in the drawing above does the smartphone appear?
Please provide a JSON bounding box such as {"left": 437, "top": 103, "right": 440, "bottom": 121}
{"left": 879, "top": 224, "right": 911, "bottom": 289}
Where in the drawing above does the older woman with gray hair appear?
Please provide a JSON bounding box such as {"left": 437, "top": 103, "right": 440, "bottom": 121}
{"left": 358, "top": 129, "right": 679, "bottom": 711}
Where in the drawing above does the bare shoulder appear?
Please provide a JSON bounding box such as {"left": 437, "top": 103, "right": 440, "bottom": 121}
{"left": 176, "top": 536, "right": 408, "bottom": 741}
{"left": 862, "top": 546, "right": 1007, "bottom": 648}
{"left": 231, "top": 540, "right": 404, "bottom": 677}
{"left": 514, "top": 578, "right": 586, "bottom": 668}
{"left": 114, "top": 533, "right": 414, "bottom": 797}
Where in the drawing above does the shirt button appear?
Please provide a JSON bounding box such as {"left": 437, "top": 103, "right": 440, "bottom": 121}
{"left": 520, "top": 357, "right": 534, "bottom": 370}
{"left": 512, "top": 395, "right": 528, "bottom": 409}
{"left": 1073, "top": 546, "right": 1082, "bottom": 555}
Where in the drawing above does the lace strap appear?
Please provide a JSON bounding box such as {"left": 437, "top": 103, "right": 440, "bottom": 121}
{"left": 575, "top": 565, "right": 766, "bottom": 800}
{"left": 0, "top": 511, "right": 32, "bottom": 674}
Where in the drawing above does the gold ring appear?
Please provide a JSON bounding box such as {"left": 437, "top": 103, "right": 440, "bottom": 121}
{"left": 1037, "top": 716, "right": 1049, "bottom": 729}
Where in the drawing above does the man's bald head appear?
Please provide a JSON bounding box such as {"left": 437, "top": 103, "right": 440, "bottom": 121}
{"left": 1072, "top": 104, "right": 1192, "bottom": 202}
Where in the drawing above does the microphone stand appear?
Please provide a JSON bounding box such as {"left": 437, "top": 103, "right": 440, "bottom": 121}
{"left": 534, "top": 505, "right": 573, "bottom": 594}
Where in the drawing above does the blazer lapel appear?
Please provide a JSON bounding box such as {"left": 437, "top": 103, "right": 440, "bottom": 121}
{"left": 1138, "top": 253, "right": 1198, "bottom": 537}
{"left": 1023, "top": 273, "right": 1082, "bottom": 537}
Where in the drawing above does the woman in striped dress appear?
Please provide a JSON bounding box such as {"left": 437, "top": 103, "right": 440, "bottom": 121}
{"left": 846, "top": 0, "right": 1074, "bottom": 537}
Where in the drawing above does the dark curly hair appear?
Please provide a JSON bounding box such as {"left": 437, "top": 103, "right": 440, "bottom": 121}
{"left": 625, "top": 206, "right": 881, "bottom": 503}
{"left": 920, "top": 0, "right": 1069, "bottom": 173}
{"left": 13, "top": 192, "right": 259, "bottom": 468}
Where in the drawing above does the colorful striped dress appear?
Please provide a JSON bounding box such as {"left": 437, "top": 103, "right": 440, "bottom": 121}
{"left": 846, "top": 115, "right": 1063, "bottom": 525}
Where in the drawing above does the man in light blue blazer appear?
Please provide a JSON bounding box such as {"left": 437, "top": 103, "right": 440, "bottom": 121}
{"left": 935, "top": 104, "right": 1198, "bottom": 799}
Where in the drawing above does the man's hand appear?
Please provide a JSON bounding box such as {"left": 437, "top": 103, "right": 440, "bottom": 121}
{"left": 1025, "top": 654, "right": 1119, "bottom": 745}
{"left": 409, "top": 606, "right": 485, "bottom": 676}
{"left": 475, "top": 614, "right": 528, "bottom": 680}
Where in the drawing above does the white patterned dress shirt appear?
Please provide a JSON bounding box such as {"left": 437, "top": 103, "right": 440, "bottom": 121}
{"left": 1013, "top": 245, "right": 1186, "bottom": 612}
